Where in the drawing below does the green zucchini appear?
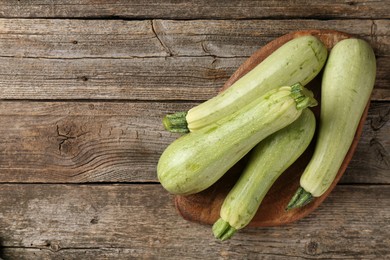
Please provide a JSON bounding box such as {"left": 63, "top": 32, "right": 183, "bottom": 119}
{"left": 287, "top": 38, "right": 376, "bottom": 210}
{"left": 213, "top": 109, "right": 316, "bottom": 241}
{"left": 157, "top": 83, "right": 317, "bottom": 195}
{"left": 163, "top": 35, "right": 327, "bottom": 133}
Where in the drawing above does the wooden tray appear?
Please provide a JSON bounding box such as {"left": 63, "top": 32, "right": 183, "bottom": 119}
{"left": 174, "top": 30, "right": 370, "bottom": 227}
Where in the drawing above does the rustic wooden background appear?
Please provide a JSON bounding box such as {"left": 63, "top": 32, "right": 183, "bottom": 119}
{"left": 0, "top": 1, "right": 389, "bottom": 259}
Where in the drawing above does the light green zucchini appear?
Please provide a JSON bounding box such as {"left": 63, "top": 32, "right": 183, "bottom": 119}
{"left": 157, "top": 84, "right": 317, "bottom": 195}
{"left": 213, "top": 109, "right": 316, "bottom": 241}
{"left": 163, "top": 35, "right": 327, "bottom": 133}
{"left": 287, "top": 38, "right": 376, "bottom": 210}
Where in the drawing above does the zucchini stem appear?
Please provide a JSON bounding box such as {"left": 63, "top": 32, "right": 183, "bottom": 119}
{"left": 286, "top": 186, "right": 314, "bottom": 211}
{"left": 290, "top": 83, "right": 318, "bottom": 110}
{"left": 212, "top": 218, "right": 237, "bottom": 241}
{"left": 162, "top": 111, "right": 189, "bottom": 133}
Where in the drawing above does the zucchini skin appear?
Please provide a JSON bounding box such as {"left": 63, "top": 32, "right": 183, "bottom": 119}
{"left": 214, "top": 109, "right": 316, "bottom": 239}
{"left": 186, "top": 35, "right": 327, "bottom": 131}
{"left": 300, "top": 38, "right": 376, "bottom": 197}
{"left": 157, "top": 85, "right": 317, "bottom": 195}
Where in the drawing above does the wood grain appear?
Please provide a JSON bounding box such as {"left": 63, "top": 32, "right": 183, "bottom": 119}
{"left": 343, "top": 102, "right": 390, "bottom": 184}
{"left": 0, "top": 19, "right": 167, "bottom": 59}
{"left": 0, "top": 101, "right": 387, "bottom": 184}
{"left": 153, "top": 19, "right": 390, "bottom": 57}
{"left": 0, "top": 56, "right": 387, "bottom": 101}
{"left": 0, "top": 0, "right": 388, "bottom": 19}
{"left": 0, "top": 19, "right": 388, "bottom": 58}
{"left": 0, "top": 55, "right": 229, "bottom": 101}
{"left": 0, "top": 19, "right": 388, "bottom": 101}
{"left": 0, "top": 2, "right": 387, "bottom": 257}
{"left": 0, "top": 184, "right": 388, "bottom": 259}
{"left": 0, "top": 101, "right": 192, "bottom": 183}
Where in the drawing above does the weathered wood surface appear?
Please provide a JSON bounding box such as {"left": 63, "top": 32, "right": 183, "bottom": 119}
{"left": 0, "top": 55, "right": 387, "bottom": 101}
{"left": 0, "top": 19, "right": 388, "bottom": 58}
{"left": 0, "top": 184, "right": 388, "bottom": 259}
{"left": 0, "top": 101, "right": 387, "bottom": 184}
{"left": 0, "top": 0, "right": 389, "bottom": 19}
{"left": 0, "top": 2, "right": 389, "bottom": 259}
{"left": 0, "top": 19, "right": 388, "bottom": 101}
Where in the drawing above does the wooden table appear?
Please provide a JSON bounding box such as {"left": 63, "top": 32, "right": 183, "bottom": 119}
{"left": 0, "top": 1, "right": 388, "bottom": 259}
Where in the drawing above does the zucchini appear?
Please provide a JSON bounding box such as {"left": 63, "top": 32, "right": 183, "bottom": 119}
{"left": 213, "top": 109, "right": 316, "bottom": 241}
{"left": 287, "top": 38, "right": 376, "bottom": 210}
{"left": 163, "top": 35, "right": 327, "bottom": 133}
{"left": 157, "top": 83, "right": 317, "bottom": 195}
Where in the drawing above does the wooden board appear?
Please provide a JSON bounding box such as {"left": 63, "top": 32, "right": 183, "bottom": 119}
{"left": 0, "top": 184, "right": 388, "bottom": 259}
{"left": 0, "top": 19, "right": 388, "bottom": 101}
{"left": 2, "top": 19, "right": 388, "bottom": 57}
{"left": 0, "top": 101, "right": 387, "bottom": 184}
{"left": 0, "top": 1, "right": 389, "bottom": 19}
{"left": 0, "top": 2, "right": 388, "bottom": 258}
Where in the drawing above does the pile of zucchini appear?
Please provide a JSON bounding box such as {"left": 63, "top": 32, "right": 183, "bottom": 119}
{"left": 157, "top": 35, "right": 376, "bottom": 241}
